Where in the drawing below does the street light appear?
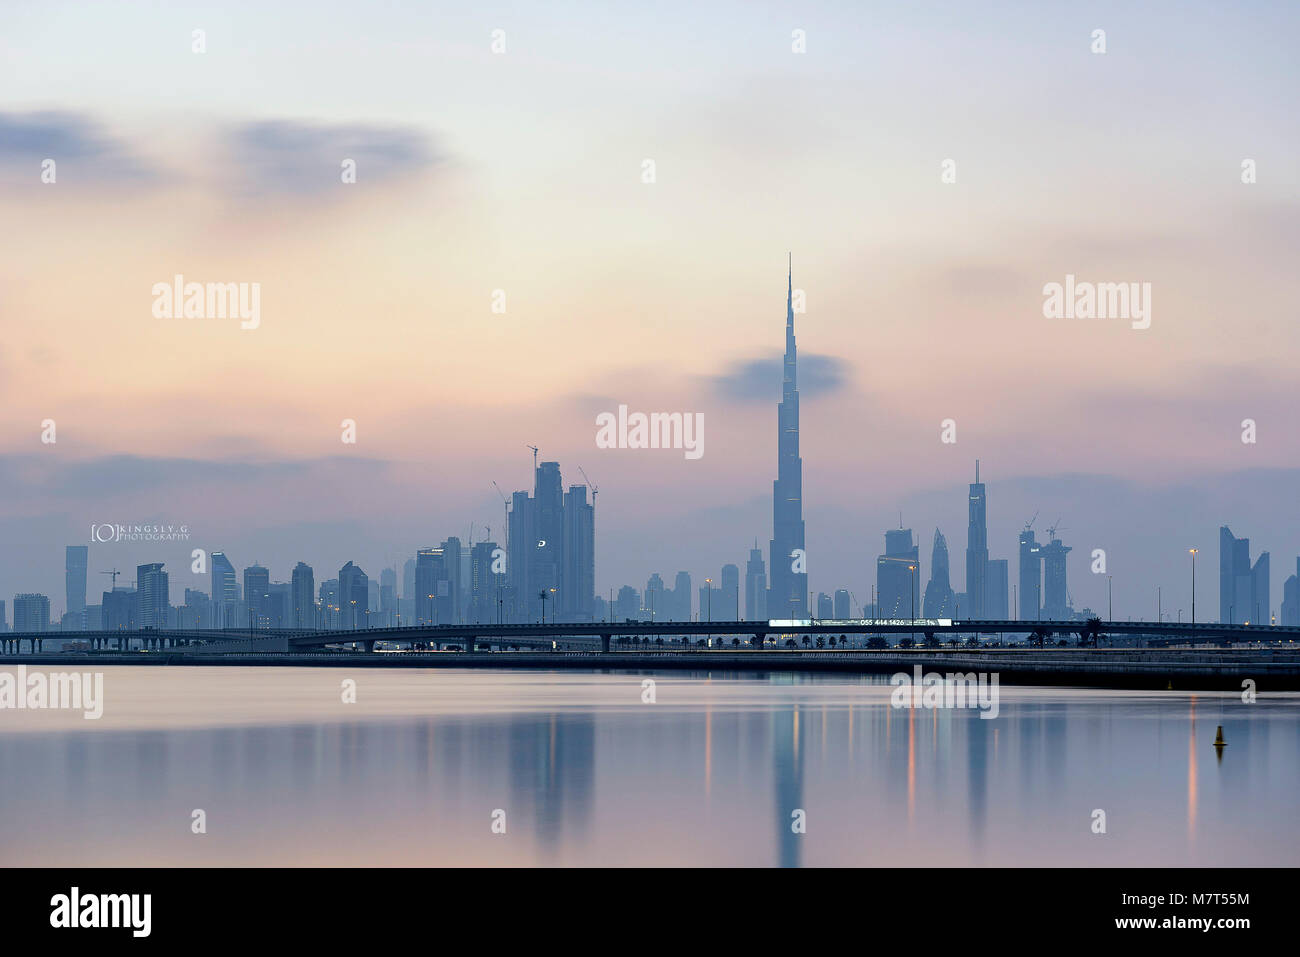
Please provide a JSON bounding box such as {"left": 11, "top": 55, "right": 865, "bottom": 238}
{"left": 705, "top": 579, "right": 712, "bottom": 623}
{"left": 1189, "top": 548, "right": 1198, "bottom": 625}
{"left": 908, "top": 564, "right": 916, "bottom": 645}
{"left": 1107, "top": 575, "right": 1112, "bottom": 621}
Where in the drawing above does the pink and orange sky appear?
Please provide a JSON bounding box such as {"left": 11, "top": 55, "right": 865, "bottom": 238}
{"left": 2, "top": 1, "right": 1298, "bottom": 618}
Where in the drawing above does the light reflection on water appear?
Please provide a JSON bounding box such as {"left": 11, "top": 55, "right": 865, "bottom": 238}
{"left": 0, "top": 667, "right": 1296, "bottom": 866}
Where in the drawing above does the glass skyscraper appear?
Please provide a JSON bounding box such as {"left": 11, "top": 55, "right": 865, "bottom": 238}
{"left": 768, "top": 257, "right": 807, "bottom": 619}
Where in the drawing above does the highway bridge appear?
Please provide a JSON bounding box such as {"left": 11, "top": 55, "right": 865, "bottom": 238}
{"left": 4, "top": 617, "right": 1298, "bottom": 655}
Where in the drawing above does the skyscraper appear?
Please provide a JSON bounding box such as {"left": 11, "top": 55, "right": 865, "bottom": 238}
{"left": 720, "top": 563, "right": 740, "bottom": 620}
{"left": 1018, "top": 529, "right": 1041, "bottom": 621}
{"left": 1220, "top": 526, "right": 1269, "bottom": 625}
{"left": 318, "top": 579, "right": 340, "bottom": 629}
{"left": 469, "top": 541, "right": 501, "bottom": 623}
{"left": 531, "top": 462, "right": 563, "bottom": 620}
{"left": 877, "top": 528, "right": 920, "bottom": 619}
{"left": 816, "top": 592, "right": 833, "bottom": 619}
{"left": 833, "top": 588, "right": 850, "bottom": 619}
{"left": 506, "top": 490, "right": 535, "bottom": 623}
{"left": 291, "top": 561, "right": 315, "bottom": 628}
{"left": 965, "top": 462, "right": 988, "bottom": 618}
{"left": 671, "top": 571, "right": 693, "bottom": 621}
{"left": 506, "top": 462, "right": 594, "bottom": 623}
{"left": 12, "top": 594, "right": 50, "bottom": 632}
{"left": 986, "top": 559, "right": 1009, "bottom": 619}
{"left": 768, "top": 256, "right": 807, "bottom": 619}
{"left": 1281, "top": 558, "right": 1300, "bottom": 627}
{"left": 338, "top": 561, "right": 369, "bottom": 630}
{"left": 561, "top": 484, "right": 595, "bottom": 621}
{"left": 211, "top": 551, "right": 238, "bottom": 627}
{"left": 65, "top": 545, "right": 88, "bottom": 626}
{"left": 644, "top": 573, "right": 665, "bottom": 619}
{"left": 136, "top": 563, "right": 169, "bottom": 628}
{"left": 243, "top": 563, "right": 270, "bottom": 629}
{"left": 440, "top": 536, "right": 463, "bottom": 624}
{"left": 745, "top": 546, "right": 768, "bottom": 620}
{"left": 923, "top": 529, "right": 955, "bottom": 618}
{"left": 1040, "top": 534, "right": 1073, "bottom": 619}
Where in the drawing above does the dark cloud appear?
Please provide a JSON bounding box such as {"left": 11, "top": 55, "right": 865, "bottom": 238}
{"left": 0, "top": 454, "right": 388, "bottom": 500}
{"left": 227, "top": 119, "right": 439, "bottom": 195}
{"left": 705, "top": 353, "right": 850, "bottom": 402}
{"left": 0, "top": 111, "right": 159, "bottom": 184}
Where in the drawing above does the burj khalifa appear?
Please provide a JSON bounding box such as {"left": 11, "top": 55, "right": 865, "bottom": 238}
{"left": 768, "top": 256, "right": 807, "bottom": 619}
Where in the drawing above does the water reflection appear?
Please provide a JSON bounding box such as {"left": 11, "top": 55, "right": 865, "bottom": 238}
{"left": 0, "top": 668, "right": 1295, "bottom": 866}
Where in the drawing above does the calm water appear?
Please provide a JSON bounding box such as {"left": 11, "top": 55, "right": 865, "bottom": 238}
{"left": 1, "top": 666, "right": 1296, "bottom": 866}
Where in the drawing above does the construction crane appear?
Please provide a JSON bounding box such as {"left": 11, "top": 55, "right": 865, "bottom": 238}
{"left": 1045, "top": 518, "right": 1067, "bottom": 541}
{"left": 577, "top": 465, "right": 599, "bottom": 507}
{"left": 1023, "top": 511, "right": 1038, "bottom": 533}
{"left": 100, "top": 569, "right": 122, "bottom": 589}
{"left": 526, "top": 444, "right": 539, "bottom": 472}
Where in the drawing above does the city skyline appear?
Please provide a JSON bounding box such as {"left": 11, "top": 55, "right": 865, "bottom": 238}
{"left": 5, "top": 254, "right": 1300, "bottom": 629}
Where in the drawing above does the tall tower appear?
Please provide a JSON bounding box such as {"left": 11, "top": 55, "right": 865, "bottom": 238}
{"left": 768, "top": 255, "right": 807, "bottom": 618}
{"left": 965, "top": 461, "right": 988, "bottom": 618}
{"left": 65, "top": 545, "right": 88, "bottom": 625}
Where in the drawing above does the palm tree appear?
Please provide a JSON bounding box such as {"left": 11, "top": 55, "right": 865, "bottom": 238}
{"left": 537, "top": 589, "right": 549, "bottom": 624}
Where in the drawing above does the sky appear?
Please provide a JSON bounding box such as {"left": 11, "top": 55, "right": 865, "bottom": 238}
{"left": 1, "top": 1, "right": 1298, "bottom": 620}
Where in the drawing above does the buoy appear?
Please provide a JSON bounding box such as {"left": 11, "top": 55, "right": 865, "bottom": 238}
{"left": 1213, "top": 725, "right": 1227, "bottom": 748}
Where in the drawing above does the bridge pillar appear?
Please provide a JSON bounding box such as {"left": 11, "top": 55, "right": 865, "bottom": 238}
{"left": 753, "top": 633, "right": 766, "bottom": 649}
{"left": 601, "top": 635, "right": 611, "bottom": 653}
{"left": 363, "top": 640, "right": 376, "bottom": 653}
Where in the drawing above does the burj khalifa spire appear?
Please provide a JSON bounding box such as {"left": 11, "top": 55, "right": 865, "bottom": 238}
{"left": 768, "top": 255, "right": 807, "bottom": 619}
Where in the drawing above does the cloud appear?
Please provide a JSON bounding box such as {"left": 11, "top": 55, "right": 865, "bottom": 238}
{"left": 0, "top": 111, "right": 159, "bottom": 185}
{"left": 225, "top": 119, "right": 440, "bottom": 195}
{"left": 704, "top": 353, "right": 850, "bottom": 402}
{"left": 0, "top": 454, "right": 389, "bottom": 501}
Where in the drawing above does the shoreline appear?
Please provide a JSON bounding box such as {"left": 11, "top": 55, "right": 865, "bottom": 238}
{"left": 3, "top": 648, "right": 1298, "bottom": 690}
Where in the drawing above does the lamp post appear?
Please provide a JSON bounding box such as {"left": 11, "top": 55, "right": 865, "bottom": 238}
{"left": 908, "top": 564, "right": 916, "bottom": 645}
{"left": 705, "top": 579, "right": 712, "bottom": 623}
{"left": 1189, "top": 548, "right": 1198, "bottom": 626}
{"left": 1107, "top": 576, "right": 1112, "bottom": 621}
